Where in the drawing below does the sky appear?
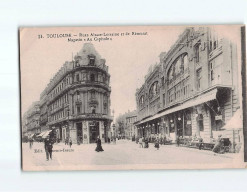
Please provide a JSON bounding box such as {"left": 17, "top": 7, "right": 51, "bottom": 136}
{"left": 20, "top": 25, "right": 242, "bottom": 120}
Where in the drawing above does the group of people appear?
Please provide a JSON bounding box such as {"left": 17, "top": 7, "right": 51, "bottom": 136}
{"left": 65, "top": 137, "right": 73, "bottom": 148}
{"left": 138, "top": 136, "right": 161, "bottom": 150}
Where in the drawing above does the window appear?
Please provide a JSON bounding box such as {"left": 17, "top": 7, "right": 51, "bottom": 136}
{"left": 209, "top": 55, "right": 222, "bottom": 86}
{"left": 77, "top": 106, "right": 81, "bottom": 114}
{"left": 163, "top": 93, "right": 166, "bottom": 106}
{"left": 76, "top": 91, "right": 80, "bottom": 100}
{"left": 91, "top": 106, "right": 96, "bottom": 114}
{"left": 195, "top": 43, "right": 201, "bottom": 63}
{"left": 196, "top": 68, "right": 202, "bottom": 90}
{"left": 76, "top": 74, "right": 79, "bottom": 82}
{"left": 89, "top": 58, "right": 95, "bottom": 66}
{"left": 82, "top": 73, "right": 86, "bottom": 81}
{"left": 161, "top": 77, "right": 164, "bottom": 86}
{"left": 91, "top": 91, "right": 95, "bottom": 99}
{"left": 139, "top": 96, "right": 144, "bottom": 108}
{"left": 213, "top": 40, "right": 217, "bottom": 50}
{"left": 149, "top": 82, "right": 158, "bottom": 99}
{"left": 90, "top": 74, "right": 95, "bottom": 82}
{"left": 183, "top": 54, "right": 189, "bottom": 70}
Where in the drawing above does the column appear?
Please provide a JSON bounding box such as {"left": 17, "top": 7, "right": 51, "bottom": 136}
{"left": 174, "top": 113, "right": 178, "bottom": 139}
{"left": 82, "top": 121, "right": 89, "bottom": 144}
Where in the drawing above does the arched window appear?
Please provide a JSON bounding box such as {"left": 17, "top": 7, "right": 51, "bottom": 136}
{"left": 149, "top": 81, "right": 158, "bottom": 99}
{"left": 183, "top": 54, "right": 189, "bottom": 70}
{"left": 139, "top": 96, "right": 144, "bottom": 107}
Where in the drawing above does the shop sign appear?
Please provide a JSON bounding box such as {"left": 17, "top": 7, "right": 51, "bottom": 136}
{"left": 215, "top": 115, "right": 222, "bottom": 120}
{"left": 187, "top": 121, "right": 191, "bottom": 125}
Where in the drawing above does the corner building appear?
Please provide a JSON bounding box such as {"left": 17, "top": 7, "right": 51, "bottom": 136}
{"left": 136, "top": 27, "right": 241, "bottom": 144}
{"left": 46, "top": 43, "right": 112, "bottom": 144}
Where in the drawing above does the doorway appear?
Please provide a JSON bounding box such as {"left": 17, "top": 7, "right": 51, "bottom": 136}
{"left": 89, "top": 121, "right": 99, "bottom": 143}
{"left": 76, "top": 122, "right": 83, "bottom": 144}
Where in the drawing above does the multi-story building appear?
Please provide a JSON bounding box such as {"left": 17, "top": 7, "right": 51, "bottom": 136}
{"left": 39, "top": 89, "right": 48, "bottom": 132}
{"left": 116, "top": 110, "right": 137, "bottom": 139}
{"left": 135, "top": 27, "right": 241, "bottom": 144}
{"left": 22, "top": 112, "right": 28, "bottom": 137}
{"left": 25, "top": 101, "right": 41, "bottom": 136}
{"left": 44, "top": 43, "right": 112, "bottom": 144}
{"left": 126, "top": 111, "right": 138, "bottom": 139}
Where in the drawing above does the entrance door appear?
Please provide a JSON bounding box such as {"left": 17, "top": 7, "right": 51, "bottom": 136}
{"left": 76, "top": 123, "right": 83, "bottom": 144}
{"left": 89, "top": 121, "right": 99, "bottom": 143}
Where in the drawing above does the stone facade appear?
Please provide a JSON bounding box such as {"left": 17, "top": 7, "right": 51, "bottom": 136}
{"left": 28, "top": 43, "right": 113, "bottom": 144}
{"left": 135, "top": 27, "right": 241, "bottom": 144}
{"left": 23, "top": 101, "right": 41, "bottom": 137}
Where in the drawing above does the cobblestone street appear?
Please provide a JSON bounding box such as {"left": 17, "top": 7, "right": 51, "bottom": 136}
{"left": 22, "top": 140, "right": 241, "bottom": 170}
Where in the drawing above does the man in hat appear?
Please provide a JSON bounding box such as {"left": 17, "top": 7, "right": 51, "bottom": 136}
{"left": 44, "top": 136, "right": 53, "bottom": 161}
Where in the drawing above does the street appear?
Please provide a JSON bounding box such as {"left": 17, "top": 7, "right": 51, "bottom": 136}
{"left": 22, "top": 139, "right": 242, "bottom": 171}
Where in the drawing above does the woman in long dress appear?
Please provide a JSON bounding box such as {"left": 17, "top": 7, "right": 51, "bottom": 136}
{"left": 95, "top": 136, "right": 104, "bottom": 152}
{"left": 154, "top": 136, "right": 160, "bottom": 150}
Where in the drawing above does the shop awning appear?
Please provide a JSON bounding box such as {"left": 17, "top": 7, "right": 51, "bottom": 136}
{"left": 37, "top": 131, "right": 47, "bottom": 137}
{"left": 137, "top": 89, "right": 217, "bottom": 126}
{"left": 42, "top": 130, "right": 52, "bottom": 138}
{"left": 222, "top": 109, "right": 243, "bottom": 130}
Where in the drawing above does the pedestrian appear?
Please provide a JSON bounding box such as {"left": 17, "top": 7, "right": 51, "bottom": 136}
{"left": 198, "top": 137, "right": 203, "bottom": 150}
{"left": 163, "top": 135, "right": 166, "bottom": 145}
{"left": 95, "top": 136, "right": 104, "bottom": 152}
{"left": 69, "top": 137, "right": 72, "bottom": 148}
{"left": 177, "top": 136, "right": 180, "bottom": 147}
{"left": 144, "top": 137, "right": 149, "bottom": 148}
{"left": 29, "top": 137, "right": 33, "bottom": 149}
{"left": 142, "top": 137, "right": 145, "bottom": 148}
{"left": 154, "top": 137, "right": 160, "bottom": 150}
{"left": 138, "top": 137, "right": 143, "bottom": 148}
{"left": 44, "top": 136, "right": 53, "bottom": 161}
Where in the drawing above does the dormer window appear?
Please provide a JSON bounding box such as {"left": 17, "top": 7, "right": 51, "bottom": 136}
{"left": 88, "top": 55, "right": 95, "bottom": 66}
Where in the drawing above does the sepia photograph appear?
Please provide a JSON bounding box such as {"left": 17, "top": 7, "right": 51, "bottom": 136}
{"left": 19, "top": 25, "right": 246, "bottom": 171}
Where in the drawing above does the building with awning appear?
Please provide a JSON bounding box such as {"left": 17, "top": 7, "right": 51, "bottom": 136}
{"left": 135, "top": 27, "right": 241, "bottom": 144}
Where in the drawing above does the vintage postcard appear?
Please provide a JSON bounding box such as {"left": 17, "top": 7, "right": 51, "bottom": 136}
{"left": 20, "top": 25, "right": 246, "bottom": 171}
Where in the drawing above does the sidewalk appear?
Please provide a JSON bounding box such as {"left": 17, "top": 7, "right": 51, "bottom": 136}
{"left": 164, "top": 144, "right": 240, "bottom": 159}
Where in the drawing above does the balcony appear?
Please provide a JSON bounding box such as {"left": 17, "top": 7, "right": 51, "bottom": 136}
{"left": 72, "top": 80, "right": 111, "bottom": 90}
